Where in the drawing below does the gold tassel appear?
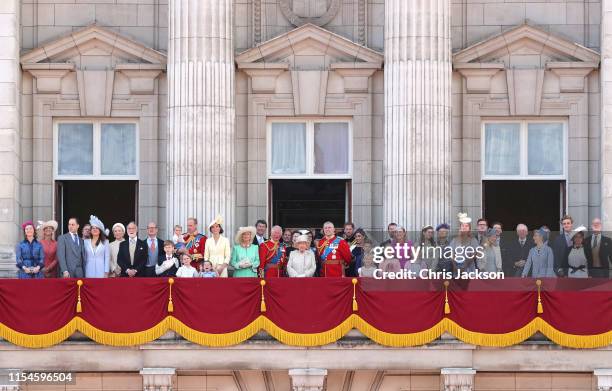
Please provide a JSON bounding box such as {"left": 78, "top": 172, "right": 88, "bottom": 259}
{"left": 352, "top": 278, "right": 359, "bottom": 311}
{"left": 76, "top": 280, "right": 83, "bottom": 313}
{"left": 536, "top": 279, "right": 543, "bottom": 314}
{"left": 260, "top": 279, "right": 267, "bottom": 312}
{"left": 167, "top": 278, "right": 174, "bottom": 313}
{"left": 443, "top": 281, "right": 451, "bottom": 314}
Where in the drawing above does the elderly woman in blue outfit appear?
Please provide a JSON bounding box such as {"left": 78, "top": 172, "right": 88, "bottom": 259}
{"left": 16, "top": 221, "right": 44, "bottom": 279}
{"left": 84, "top": 215, "right": 110, "bottom": 278}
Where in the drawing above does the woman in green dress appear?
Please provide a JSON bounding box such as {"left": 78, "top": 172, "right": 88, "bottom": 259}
{"left": 230, "top": 226, "right": 260, "bottom": 277}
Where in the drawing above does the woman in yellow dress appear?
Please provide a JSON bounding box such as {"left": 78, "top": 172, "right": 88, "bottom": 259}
{"left": 203, "top": 215, "right": 231, "bottom": 277}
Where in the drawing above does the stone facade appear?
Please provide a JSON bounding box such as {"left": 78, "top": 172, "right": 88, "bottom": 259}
{"left": 0, "top": 0, "right": 608, "bottom": 271}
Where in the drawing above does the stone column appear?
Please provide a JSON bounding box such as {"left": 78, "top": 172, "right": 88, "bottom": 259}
{"left": 166, "top": 0, "right": 235, "bottom": 235}
{"left": 288, "top": 369, "right": 327, "bottom": 391}
{"left": 595, "top": 369, "right": 612, "bottom": 391}
{"left": 440, "top": 368, "right": 475, "bottom": 391}
{"left": 383, "top": 0, "right": 452, "bottom": 232}
{"left": 140, "top": 368, "right": 175, "bottom": 391}
{"left": 602, "top": 0, "right": 612, "bottom": 231}
{"left": 0, "top": 0, "right": 21, "bottom": 277}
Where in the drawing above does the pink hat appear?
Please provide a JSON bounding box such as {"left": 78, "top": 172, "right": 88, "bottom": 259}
{"left": 21, "top": 220, "right": 34, "bottom": 230}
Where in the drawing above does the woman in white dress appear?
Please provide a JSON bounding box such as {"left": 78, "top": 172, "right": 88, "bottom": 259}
{"left": 84, "top": 215, "right": 110, "bottom": 278}
{"left": 286, "top": 235, "right": 316, "bottom": 277}
{"left": 203, "top": 215, "right": 231, "bottom": 277}
{"left": 108, "top": 223, "right": 125, "bottom": 277}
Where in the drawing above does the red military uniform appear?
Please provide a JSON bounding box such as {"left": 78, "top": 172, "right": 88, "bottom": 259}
{"left": 317, "top": 235, "right": 352, "bottom": 277}
{"left": 183, "top": 232, "right": 207, "bottom": 269}
{"left": 258, "top": 240, "right": 287, "bottom": 278}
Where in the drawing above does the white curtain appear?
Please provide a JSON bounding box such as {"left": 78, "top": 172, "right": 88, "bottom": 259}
{"left": 314, "top": 122, "right": 349, "bottom": 174}
{"left": 101, "top": 123, "right": 137, "bottom": 175}
{"left": 271, "top": 123, "right": 307, "bottom": 174}
{"left": 528, "top": 123, "right": 564, "bottom": 175}
{"left": 484, "top": 123, "right": 520, "bottom": 176}
{"left": 58, "top": 123, "right": 93, "bottom": 175}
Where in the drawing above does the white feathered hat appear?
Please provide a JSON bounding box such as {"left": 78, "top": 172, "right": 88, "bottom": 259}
{"left": 89, "top": 215, "right": 110, "bottom": 236}
{"left": 457, "top": 212, "right": 472, "bottom": 224}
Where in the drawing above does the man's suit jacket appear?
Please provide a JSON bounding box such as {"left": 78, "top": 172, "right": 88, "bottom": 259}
{"left": 584, "top": 234, "right": 612, "bottom": 272}
{"left": 501, "top": 236, "right": 534, "bottom": 277}
{"left": 144, "top": 237, "right": 165, "bottom": 260}
{"left": 252, "top": 236, "right": 267, "bottom": 246}
{"left": 117, "top": 238, "right": 148, "bottom": 277}
{"left": 551, "top": 233, "right": 571, "bottom": 276}
{"left": 56, "top": 232, "right": 85, "bottom": 278}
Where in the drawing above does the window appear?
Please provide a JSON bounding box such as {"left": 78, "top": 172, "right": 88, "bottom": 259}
{"left": 482, "top": 120, "right": 566, "bottom": 179}
{"left": 268, "top": 119, "right": 351, "bottom": 178}
{"left": 54, "top": 120, "right": 138, "bottom": 179}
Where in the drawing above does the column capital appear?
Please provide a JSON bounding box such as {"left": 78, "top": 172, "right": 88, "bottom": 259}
{"left": 440, "top": 368, "right": 476, "bottom": 391}
{"left": 289, "top": 368, "right": 327, "bottom": 391}
{"left": 140, "top": 368, "right": 175, "bottom": 391}
{"left": 594, "top": 369, "right": 612, "bottom": 391}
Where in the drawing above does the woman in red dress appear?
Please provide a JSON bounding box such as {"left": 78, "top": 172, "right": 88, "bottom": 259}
{"left": 38, "top": 220, "right": 59, "bottom": 278}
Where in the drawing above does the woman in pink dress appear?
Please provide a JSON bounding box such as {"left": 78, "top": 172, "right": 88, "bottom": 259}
{"left": 38, "top": 220, "right": 59, "bottom": 278}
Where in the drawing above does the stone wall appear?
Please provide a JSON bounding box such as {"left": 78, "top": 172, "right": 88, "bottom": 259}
{"left": 451, "top": 0, "right": 601, "bottom": 52}
{"left": 20, "top": 0, "right": 168, "bottom": 53}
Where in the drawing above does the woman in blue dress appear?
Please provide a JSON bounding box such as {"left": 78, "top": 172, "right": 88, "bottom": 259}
{"left": 84, "top": 215, "right": 110, "bottom": 278}
{"left": 16, "top": 221, "right": 44, "bottom": 279}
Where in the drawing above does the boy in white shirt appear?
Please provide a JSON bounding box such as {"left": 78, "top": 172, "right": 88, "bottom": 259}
{"left": 156, "top": 241, "right": 180, "bottom": 277}
{"left": 176, "top": 253, "right": 199, "bottom": 277}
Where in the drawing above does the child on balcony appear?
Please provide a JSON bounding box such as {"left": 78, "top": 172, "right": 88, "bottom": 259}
{"left": 176, "top": 253, "right": 199, "bottom": 277}
{"left": 199, "top": 260, "right": 218, "bottom": 278}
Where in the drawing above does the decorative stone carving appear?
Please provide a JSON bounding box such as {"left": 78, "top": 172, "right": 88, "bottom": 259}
{"left": 547, "top": 62, "right": 598, "bottom": 93}
{"left": 140, "top": 368, "right": 175, "bottom": 391}
{"left": 289, "top": 368, "right": 327, "bottom": 391}
{"left": 279, "top": 0, "right": 341, "bottom": 27}
{"left": 440, "top": 368, "right": 476, "bottom": 391}
{"left": 453, "top": 63, "right": 503, "bottom": 94}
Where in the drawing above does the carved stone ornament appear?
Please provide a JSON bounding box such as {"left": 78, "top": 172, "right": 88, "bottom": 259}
{"left": 279, "top": 0, "right": 341, "bottom": 27}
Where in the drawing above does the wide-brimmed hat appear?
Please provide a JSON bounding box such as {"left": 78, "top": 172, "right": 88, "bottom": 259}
{"left": 89, "top": 215, "right": 110, "bottom": 236}
{"left": 208, "top": 215, "right": 224, "bottom": 231}
{"left": 36, "top": 220, "right": 58, "bottom": 231}
{"left": 235, "top": 226, "right": 256, "bottom": 244}
{"left": 295, "top": 235, "right": 309, "bottom": 244}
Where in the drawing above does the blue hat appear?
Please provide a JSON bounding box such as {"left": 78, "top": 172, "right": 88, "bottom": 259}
{"left": 436, "top": 223, "right": 450, "bottom": 231}
{"left": 486, "top": 228, "right": 497, "bottom": 237}
{"left": 534, "top": 227, "right": 549, "bottom": 242}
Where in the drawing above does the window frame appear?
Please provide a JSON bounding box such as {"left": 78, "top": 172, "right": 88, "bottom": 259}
{"left": 481, "top": 119, "right": 568, "bottom": 180}
{"left": 53, "top": 118, "right": 140, "bottom": 180}
{"left": 266, "top": 118, "right": 353, "bottom": 179}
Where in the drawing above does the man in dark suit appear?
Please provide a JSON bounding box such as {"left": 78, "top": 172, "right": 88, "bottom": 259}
{"left": 501, "top": 223, "right": 534, "bottom": 277}
{"left": 118, "top": 221, "right": 148, "bottom": 277}
{"left": 551, "top": 215, "right": 573, "bottom": 277}
{"left": 584, "top": 218, "right": 612, "bottom": 278}
{"left": 143, "top": 221, "right": 165, "bottom": 277}
{"left": 57, "top": 217, "right": 85, "bottom": 278}
{"left": 253, "top": 219, "right": 268, "bottom": 246}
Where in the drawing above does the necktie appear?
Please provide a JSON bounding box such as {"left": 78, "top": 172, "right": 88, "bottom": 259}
{"left": 520, "top": 239, "right": 525, "bottom": 246}
{"left": 151, "top": 239, "right": 156, "bottom": 252}
{"left": 72, "top": 234, "right": 78, "bottom": 245}
{"left": 593, "top": 235, "right": 599, "bottom": 248}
